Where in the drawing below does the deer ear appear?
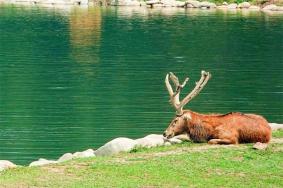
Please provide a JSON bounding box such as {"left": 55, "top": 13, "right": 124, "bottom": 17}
{"left": 183, "top": 114, "right": 191, "bottom": 120}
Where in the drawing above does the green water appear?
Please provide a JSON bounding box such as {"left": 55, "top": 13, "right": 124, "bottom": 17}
{"left": 0, "top": 5, "right": 283, "bottom": 164}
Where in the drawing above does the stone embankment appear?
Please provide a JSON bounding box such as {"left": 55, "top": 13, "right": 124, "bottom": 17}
{"left": 0, "top": 123, "right": 282, "bottom": 172}
{"left": 1, "top": 0, "right": 283, "bottom": 12}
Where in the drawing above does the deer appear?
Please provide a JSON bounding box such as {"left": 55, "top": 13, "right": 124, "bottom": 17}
{"left": 163, "top": 71, "right": 271, "bottom": 144}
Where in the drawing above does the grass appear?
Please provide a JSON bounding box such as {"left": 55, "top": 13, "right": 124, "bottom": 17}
{"left": 178, "top": 0, "right": 283, "bottom": 6}
{"left": 0, "top": 130, "right": 283, "bottom": 187}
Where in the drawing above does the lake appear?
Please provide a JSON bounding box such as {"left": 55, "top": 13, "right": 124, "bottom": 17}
{"left": 0, "top": 4, "right": 283, "bottom": 164}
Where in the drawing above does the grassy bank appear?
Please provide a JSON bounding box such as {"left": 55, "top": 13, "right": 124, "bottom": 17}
{"left": 1, "top": 130, "right": 283, "bottom": 188}
{"left": 188, "top": 0, "right": 283, "bottom": 6}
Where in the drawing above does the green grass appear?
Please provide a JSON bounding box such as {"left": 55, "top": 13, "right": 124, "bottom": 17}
{"left": 178, "top": 0, "right": 283, "bottom": 6}
{"left": 1, "top": 130, "right": 283, "bottom": 187}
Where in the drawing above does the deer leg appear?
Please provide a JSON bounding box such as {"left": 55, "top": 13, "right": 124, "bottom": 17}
{"left": 208, "top": 139, "right": 236, "bottom": 145}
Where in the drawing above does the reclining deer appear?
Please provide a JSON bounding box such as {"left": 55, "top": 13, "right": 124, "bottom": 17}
{"left": 163, "top": 71, "right": 271, "bottom": 144}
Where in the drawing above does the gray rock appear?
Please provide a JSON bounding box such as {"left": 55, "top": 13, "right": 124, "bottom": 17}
{"left": 73, "top": 149, "right": 95, "bottom": 159}
{"left": 58, "top": 153, "right": 73, "bottom": 162}
{"left": 269, "top": 123, "right": 283, "bottom": 131}
{"left": 29, "top": 158, "right": 57, "bottom": 167}
{"left": 238, "top": 2, "right": 250, "bottom": 9}
{"left": 0, "top": 160, "right": 17, "bottom": 171}
{"left": 94, "top": 137, "right": 137, "bottom": 156}
{"left": 253, "top": 142, "right": 268, "bottom": 150}
{"left": 135, "top": 134, "right": 165, "bottom": 148}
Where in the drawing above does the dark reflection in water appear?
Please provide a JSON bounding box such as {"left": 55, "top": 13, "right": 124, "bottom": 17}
{"left": 0, "top": 5, "right": 282, "bottom": 164}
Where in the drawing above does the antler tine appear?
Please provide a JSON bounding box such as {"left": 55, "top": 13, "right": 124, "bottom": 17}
{"left": 165, "top": 73, "right": 174, "bottom": 97}
{"left": 165, "top": 72, "right": 190, "bottom": 115}
{"left": 179, "top": 70, "right": 211, "bottom": 108}
{"left": 169, "top": 72, "right": 180, "bottom": 90}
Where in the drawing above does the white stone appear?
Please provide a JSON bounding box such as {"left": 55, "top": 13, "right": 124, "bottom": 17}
{"left": 175, "top": 0, "right": 185, "bottom": 7}
{"left": 173, "top": 134, "right": 191, "bottom": 141}
{"left": 0, "top": 160, "right": 17, "bottom": 172}
{"left": 186, "top": 0, "right": 200, "bottom": 8}
{"left": 269, "top": 123, "right": 283, "bottom": 131}
{"left": 168, "top": 137, "right": 183, "bottom": 144}
{"left": 58, "top": 153, "right": 73, "bottom": 162}
{"left": 262, "top": 4, "right": 277, "bottom": 11}
{"left": 29, "top": 158, "right": 57, "bottom": 167}
{"left": 217, "top": 5, "right": 227, "bottom": 9}
{"left": 227, "top": 3, "right": 237, "bottom": 9}
{"left": 135, "top": 134, "right": 165, "bottom": 148}
{"left": 164, "top": 142, "right": 172, "bottom": 146}
{"left": 146, "top": 0, "right": 159, "bottom": 5}
{"left": 249, "top": 5, "right": 260, "bottom": 10}
{"left": 199, "top": 1, "right": 216, "bottom": 9}
{"left": 94, "top": 137, "right": 137, "bottom": 156}
{"left": 253, "top": 142, "right": 268, "bottom": 150}
{"left": 238, "top": 2, "right": 250, "bottom": 9}
{"left": 73, "top": 149, "right": 95, "bottom": 159}
{"left": 222, "top": 1, "right": 228, "bottom": 5}
{"left": 161, "top": 0, "right": 175, "bottom": 7}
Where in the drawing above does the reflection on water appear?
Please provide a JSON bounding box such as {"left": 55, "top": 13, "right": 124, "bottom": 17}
{"left": 69, "top": 7, "right": 101, "bottom": 65}
{"left": 0, "top": 5, "right": 283, "bottom": 164}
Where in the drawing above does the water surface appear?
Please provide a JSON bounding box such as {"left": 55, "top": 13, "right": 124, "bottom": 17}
{"left": 0, "top": 5, "right": 283, "bottom": 164}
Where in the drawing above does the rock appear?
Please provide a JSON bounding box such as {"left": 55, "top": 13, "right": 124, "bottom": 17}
{"left": 29, "top": 158, "right": 57, "bottom": 167}
{"left": 58, "top": 153, "right": 74, "bottom": 162}
{"left": 164, "top": 142, "right": 172, "bottom": 146}
{"left": 173, "top": 133, "right": 191, "bottom": 141}
{"left": 160, "top": 0, "right": 175, "bottom": 7}
{"left": 140, "top": 1, "right": 146, "bottom": 6}
{"left": 111, "top": 0, "right": 141, "bottom": 6}
{"left": 227, "top": 3, "right": 237, "bottom": 9}
{"left": 94, "top": 137, "right": 137, "bottom": 156}
{"left": 238, "top": 2, "right": 250, "bottom": 9}
{"left": 249, "top": 5, "right": 260, "bottom": 10}
{"left": 217, "top": 5, "right": 227, "bottom": 9}
{"left": 186, "top": 0, "right": 200, "bottom": 8}
{"left": 167, "top": 137, "right": 183, "bottom": 144}
{"left": 0, "top": 160, "right": 17, "bottom": 172}
{"left": 262, "top": 4, "right": 277, "bottom": 11}
{"left": 253, "top": 142, "right": 268, "bottom": 150}
{"left": 222, "top": 1, "right": 228, "bottom": 5}
{"left": 73, "top": 149, "right": 95, "bottom": 159}
{"left": 146, "top": 0, "right": 159, "bottom": 5}
{"left": 199, "top": 1, "right": 216, "bottom": 9}
{"left": 135, "top": 134, "right": 165, "bottom": 148}
{"left": 175, "top": 0, "right": 185, "bottom": 7}
{"left": 276, "top": 6, "right": 283, "bottom": 11}
{"left": 269, "top": 123, "right": 283, "bottom": 131}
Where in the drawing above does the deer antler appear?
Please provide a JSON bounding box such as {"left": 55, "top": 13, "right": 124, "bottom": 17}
{"left": 165, "top": 71, "right": 211, "bottom": 115}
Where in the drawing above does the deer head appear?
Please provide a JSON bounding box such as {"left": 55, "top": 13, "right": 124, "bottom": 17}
{"left": 163, "top": 71, "right": 211, "bottom": 138}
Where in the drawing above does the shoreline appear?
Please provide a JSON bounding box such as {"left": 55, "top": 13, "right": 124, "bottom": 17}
{"left": 1, "top": 0, "right": 283, "bottom": 13}
{"left": 1, "top": 123, "right": 283, "bottom": 172}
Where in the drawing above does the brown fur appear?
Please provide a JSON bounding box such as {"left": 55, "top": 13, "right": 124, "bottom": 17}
{"left": 163, "top": 110, "right": 271, "bottom": 144}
